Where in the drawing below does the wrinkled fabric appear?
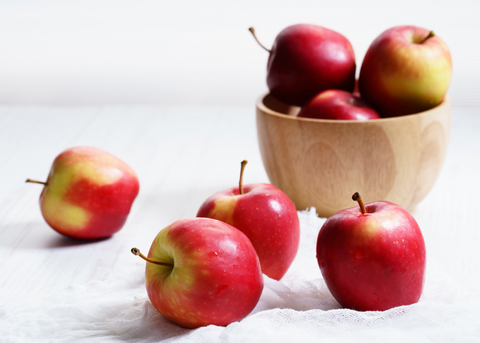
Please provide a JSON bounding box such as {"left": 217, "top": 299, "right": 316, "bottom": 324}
{"left": 2, "top": 208, "right": 479, "bottom": 343}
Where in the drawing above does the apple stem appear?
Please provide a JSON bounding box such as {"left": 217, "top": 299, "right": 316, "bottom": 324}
{"left": 352, "top": 192, "right": 367, "bottom": 215}
{"left": 420, "top": 31, "right": 435, "bottom": 43}
{"left": 239, "top": 160, "right": 248, "bottom": 195}
{"left": 25, "top": 179, "right": 48, "bottom": 186}
{"left": 131, "top": 247, "right": 173, "bottom": 267}
{"left": 248, "top": 27, "right": 271, "bottom": 53}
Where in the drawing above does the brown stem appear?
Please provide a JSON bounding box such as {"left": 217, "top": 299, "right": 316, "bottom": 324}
{"left": 420, "top": 31, "right": 435, "bottom": 44}
{"left": 25, "top": 179, "right": 48, "bottom": 186}
{"left": 248, "top": 27, "right": 271, "bottom": 53}
{"left": 131, "top": 247, "right": 173, "bottom": 267}
{"left": 352, "top": 192, "right": 366, "bottom": 215}
{"left": 239, "top": 160, "right": 248, "bottom": 195}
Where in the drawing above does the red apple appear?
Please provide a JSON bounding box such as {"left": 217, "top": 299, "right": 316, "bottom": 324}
{"left": 359, "top": 25, "right": 452, "bottom": 117}
{"left": 316, "top": 192, "right": 426, "bottom": 311}
{"left": 249, "top": 24, "right": 356, "bottom": 106}
{"left": 297, "top": 89, "right": 380, "bottom": 120}
{"left": 197, "top": 160, "right": 300, "bottom": 280}
{"left": 131, "top": 217, "right": 264, "bottom": 329}
{"left": 26, "top": 146, "right": 139, "bottom": 239}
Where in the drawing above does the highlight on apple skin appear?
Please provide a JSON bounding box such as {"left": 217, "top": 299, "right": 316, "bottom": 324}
{"left": 26, "top": 146, "right": 140, "bottom": 239}
{"left": 133, "top": 217, "right": 264, "bottom": 329}
{"left": 197, "top": 161, "right": 300, "bottom": 281}
{"left": 316, "top": 192, "right": 426, "bottom": 311}
{"left": 359, "top": 25, "right": 452, "bottom": 117}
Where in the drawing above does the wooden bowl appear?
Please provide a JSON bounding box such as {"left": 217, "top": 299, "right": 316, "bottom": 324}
{"left": 256, "top": 93, "right": 451, "bottom": 217}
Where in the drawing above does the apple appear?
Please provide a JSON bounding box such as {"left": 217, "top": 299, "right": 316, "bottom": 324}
{"left": 196, "top": 160, "right": 300, "bottom": 280}
{"left": 316, "top": 192, "right": 426, "bottom": 311}
{"left": 359, "top": 25, "right": 452, "bottom": 117}
{"left": 297, "top": 89, "right": 380, "bottom": 120}
{"left": 249, "top": 24, "right": 356, "bottom": 106}
{"left": 26, "top": 146, "right": 139, "bottom": 239}
{"left": 131, "top": 217, "right": 264, "bottom": 329}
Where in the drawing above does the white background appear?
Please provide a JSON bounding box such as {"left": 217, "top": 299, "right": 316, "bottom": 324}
{"left": 0, "top": 0, "right": 478, "bottom": 108}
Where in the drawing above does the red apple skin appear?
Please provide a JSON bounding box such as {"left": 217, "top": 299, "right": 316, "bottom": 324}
{"left": 145, "top": 218, "right": 264, "bottom": 329}
{"left": 316, "top": 201, "right": 426, "bottom": 311}
{"left": 197, "top": 183, "right": 300, "bottom": 280}
{"left": 38, "top": 146, "right": 140, "bottom": 239}
{"left": 267, "top": 24, "right": 356, "bottom": 107}
{"left": 359, "top": 25, "right": 452, "bottom": 117}
{"left": 297, "top": 89, "right": 380, "bottom": 120}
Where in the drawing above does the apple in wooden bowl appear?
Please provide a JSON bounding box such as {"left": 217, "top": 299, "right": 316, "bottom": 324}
{"left": 255, "top": 93, "right": 450, "bottom": 217}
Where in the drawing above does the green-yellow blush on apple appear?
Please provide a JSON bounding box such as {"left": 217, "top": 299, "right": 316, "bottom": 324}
{"left": 132, "top": 217, "right": 264, "bottom": 329}
{"left": 26, "top": 146, "right": 139, "bottom": 239}
{"left": 359, "top": 25, "right": 452, "bottom": 117}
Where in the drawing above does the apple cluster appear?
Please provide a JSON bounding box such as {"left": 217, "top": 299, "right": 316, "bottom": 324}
{"left": 28, "top": 153, "right": 299, "bottom": 329}
{"left": 130, "top": 160, "right": 300, "bottom": 328}
{"left": 251, "top": 24, "right": 452, "bottom": 119}
{"left": 27, "top": 148, "right": 427, "bottom": 327}
{"left": 28, "top": 24, "right": 445, "bottom": 324}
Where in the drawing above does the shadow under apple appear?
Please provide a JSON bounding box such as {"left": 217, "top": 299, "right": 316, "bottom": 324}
{"left": 0, "top": 221, "right": 111, "bottom": 250}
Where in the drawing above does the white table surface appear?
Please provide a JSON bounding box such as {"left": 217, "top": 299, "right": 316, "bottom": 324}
{"left": 0, "top": 104, "right": 479, "bottom": 342}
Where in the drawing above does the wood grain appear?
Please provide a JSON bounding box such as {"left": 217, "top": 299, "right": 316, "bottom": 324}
{"left": 256, "top": 93, "right": 451, "bottom": 217}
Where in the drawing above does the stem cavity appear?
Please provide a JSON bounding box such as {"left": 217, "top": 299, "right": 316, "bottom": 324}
{"left": 248, "top": 27, "right": 271, "bottom": 53}
{"left": 239, "top": 160, "right": 248, "bottom": 195}
{"left": 420, "top": 31, "right": 435, "bottom": 44}
{"left": 131, "top": 247, "right": 173, "bottom": 267}
{"left": 352, "top": 192, "right": 367, "bottom": 215}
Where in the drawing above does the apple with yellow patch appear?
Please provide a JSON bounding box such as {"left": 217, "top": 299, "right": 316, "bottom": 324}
{"left": 197, "top": 161, "right": 300, "bottom": 280}
{"left": 131, "top": 217, "right": 264, "bottom": 328}
{"left": 359, "top": 25, "right": 452, "bottom": 117}
{"left": 27, "top": 146, "right": 139, "bottom": 239}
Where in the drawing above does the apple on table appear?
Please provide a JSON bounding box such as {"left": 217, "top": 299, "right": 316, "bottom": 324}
{"left": 197, "top": 160, "right": 300, "bottom": 280}
{"left": 249, "top": 24, "right": 356, "bottom": 106}
{"left": 359, "top": 25, "right": 452, "bottom": 117}
{"left": 131, "top": 217, "right": 264, "bottom": 329}
{"left": 26, "top": 146, "right": 139, "bottom": 239}
{"left": 297, "top": 89, "right": 380, "bottom": 120}
{"left": 316, "top": 192, "right": 426, "bottom": 311}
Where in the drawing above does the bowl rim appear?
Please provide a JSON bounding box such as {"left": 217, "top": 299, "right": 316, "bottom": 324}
{"left": 256, "top": 92, "right": 451, "bottom": 124}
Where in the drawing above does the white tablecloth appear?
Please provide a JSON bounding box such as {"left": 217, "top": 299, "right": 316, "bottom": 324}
{"left": 1, "top": 106, "right": 479, "bottom": 342}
